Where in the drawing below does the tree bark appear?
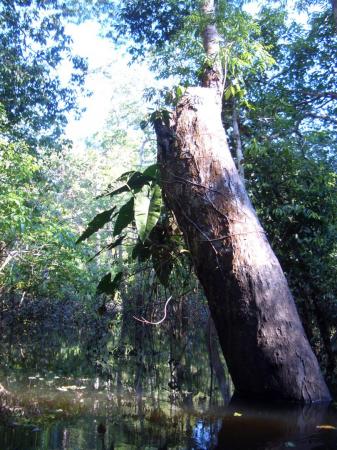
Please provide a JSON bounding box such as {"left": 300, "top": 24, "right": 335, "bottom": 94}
{"left": 155, "top": 87, "right": 331, "bottom": 403}
{"left": 232, "top": 99, "right": 245, "bottom": 183}
{"left": 201, "top": 0, "right": 224, "bottom": 99}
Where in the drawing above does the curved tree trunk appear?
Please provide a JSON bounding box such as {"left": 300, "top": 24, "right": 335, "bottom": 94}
{"left": 155, "top": 87, "right": 331, "bottom": 403}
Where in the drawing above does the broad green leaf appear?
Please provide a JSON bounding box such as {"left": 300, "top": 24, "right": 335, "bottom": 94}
{"left": 113, "top": 198, "right": 134, "bottom": 236}
{"left": 96, "top": 271, "right": 123, "bottom": 296}
{"left": 132, "top": 239, "right": 152, "bottom": 262}
{"left": 140, "top": 119, "right": 148, "bottom": 130}
{"left": 107, "top": 234, "right": 125, "bottom": 250}
{"left": 224, "top": 87, "right": 232, "bottom": 101}
{"left": 117, "top": 170, "right": 136, "bottom": 182}
{"left": 176, "top": 85, "right": 184, "bottom": 97}
{"left": 127, "top": 171, "right": 154, "bottom": 193}
{"left": 134, "top": 184, "right": 162, "bottom": 242}
{"left": 151, "top": 247, "right": 173, "bottom": 287}
{"left": 96, "top": 273, "right": 112, "bottom": 295}
{"left": 104, "top": 184, "right": 130, "bottom": 197}
{"left": 106, "top": 171, "right": 154, "bottom": 197}
{"left": 76, "top": 207, "right": 116, "bottom": 243}
{"left": 142, "top": 163, "right": 159, "bottom": 181}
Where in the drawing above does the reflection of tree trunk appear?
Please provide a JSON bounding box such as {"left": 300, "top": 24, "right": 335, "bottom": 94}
{"left": 312, "top": 296, "right": 335, "bottom": 377}
{"left": 167, "top": 297, "right": 188, "bottom": 394}
{"left": 116, "top": 294, "right": 128, "bottom": 401}
{"left": 301, "top": 285, "right": 335, "bottom": 378}
{"left": 116, "top": 363, "right": 122, "bottom": 405}
{"left": 155, "top": 87, "right": 330, "bottom": 403}
{"left": 134, "top": 294, "right": 144, "bottom": 401}
{"left": 134, "top": 296, "right": 145, "bottom": 437}
{"left": 215, "top": 401, "right": 329, "bottom": 450}
{"left": 206, "top": 318, "right": 230, "bottom": 404}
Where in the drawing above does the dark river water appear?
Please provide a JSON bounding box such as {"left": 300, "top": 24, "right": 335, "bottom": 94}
{"left": 1, "top": 376, "right": 337, "bottom": 450}
{"left": 0, "top": 300, "right": 336, "bottom": 449}
{"left": 1, "top": 373, "right": 337, "bottom": 450}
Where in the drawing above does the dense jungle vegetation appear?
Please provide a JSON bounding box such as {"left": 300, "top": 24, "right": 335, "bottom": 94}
{"left": 0, "top": 0, "right": 336, "bottom": 448}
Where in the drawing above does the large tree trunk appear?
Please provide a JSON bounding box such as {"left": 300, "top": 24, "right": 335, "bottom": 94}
{"left": 155, "top": 87, "right": 331, "bottom": 403}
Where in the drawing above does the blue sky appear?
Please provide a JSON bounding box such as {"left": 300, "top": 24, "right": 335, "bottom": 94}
{"left": 62, "top": 2, "right": 311, "bottom": 148}
{"left": 62, "top": 21, "right": 157, "bottom": 148}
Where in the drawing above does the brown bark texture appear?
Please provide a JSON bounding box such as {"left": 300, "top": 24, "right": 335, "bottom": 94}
{"left": 155, "top": 87, "right": 331, "bottom": 403}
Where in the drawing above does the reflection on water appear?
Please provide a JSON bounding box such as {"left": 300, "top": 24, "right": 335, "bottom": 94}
{"left": 214, "top": 401, "right": 337, "bottom": 450}
{"left": 1, "top": 386, "right": 337, "bottom": 450}
{"left": 0, "top": 300, "right": 336, "bottom": 449}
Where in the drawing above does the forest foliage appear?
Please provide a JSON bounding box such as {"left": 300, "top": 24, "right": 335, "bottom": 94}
{"left": 0, "top": 0, "right": 336, "bottom": 384}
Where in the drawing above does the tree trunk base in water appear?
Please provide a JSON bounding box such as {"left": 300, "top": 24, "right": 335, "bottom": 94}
{"left": 155, "top": 87, "right": 331, "bottom": 403}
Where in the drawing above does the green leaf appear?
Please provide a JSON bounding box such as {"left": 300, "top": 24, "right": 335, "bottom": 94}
{"left": 76, "top": 207, "right": 116, "bottom": 243}
{"left": 107, "top": 171, "right": 154, "bottom": 197}
{"left": 127, "top": 171, "right": 155, "bottom": 192}
{"left": 134, "top": 184, "right": 162, "bottom": 242}
{"left": 142, "top": 163, "right": 159, "bottom": 181}
{"left": 98, "top": 166, "right": 159, "bottom": 199}
{"left": 224, "top": 85, "right": 236, "bottom": 100}
{"left": 96, "top": 271, "right": 123, "bottom": 296}
{"left": 140, "top": 119, "right": 148, "bottom": 130}
{"left": 176, "top": 85, "right": 183, "bottom": 97}
{"left": 113, "top": 198, "right": 134, "bottom": 236}
{"left": 96, "top": 273, "right": 112, "bottom": 295}
{"left": 117, "top": 171, "right": 136, "bottom": 182}
{"left": 132, "top": 239, "right": 152, "bottom": 262}
{"left": 107, "top": 234, "right": 125, "bottom": 250}
{"left": 152, "top": 249, "right": 172, "bottom": 287}
{"left": 105, "top": 184, "right": 130, "bottom": 197}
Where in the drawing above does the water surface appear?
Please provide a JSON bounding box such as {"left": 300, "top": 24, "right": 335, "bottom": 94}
{"left": 1, "top": 299, "right": 336, "bottom": 449}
